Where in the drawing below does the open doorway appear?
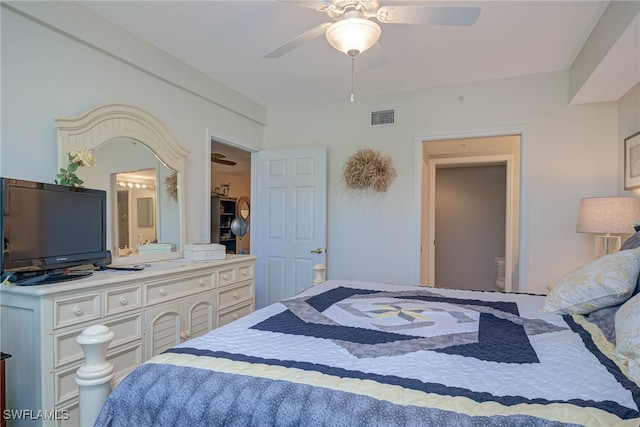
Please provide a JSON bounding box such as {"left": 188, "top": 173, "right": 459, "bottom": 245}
{"left": 421, "top": 135, "right": 521, "bottom": 292}
{"left": 435, "top": 163, "right": 506, "bottom": 291}
{"left": 210, "top": 138, "right": 253, "bottom": 254}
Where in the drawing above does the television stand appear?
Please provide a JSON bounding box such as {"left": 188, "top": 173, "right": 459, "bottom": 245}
{"left": 7, "top": 270, "right": 92, "bottom": 286}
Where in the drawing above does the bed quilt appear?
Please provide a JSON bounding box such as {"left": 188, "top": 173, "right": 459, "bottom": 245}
{"left": 96, "top": 280, "right": 640, "bottom": 426}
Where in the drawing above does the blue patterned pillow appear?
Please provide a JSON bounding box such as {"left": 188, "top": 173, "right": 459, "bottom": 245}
{"left": 620, "top": 230, "right": 640, "bottom": 251}
{"left": 585, "top": 305, "right": 619, "bottom": 344}
{"left": 541, "top": 247, "right": 640, "bottom": 315}
{"left": 620, "top": 230, "right": 640, "bottom": 295}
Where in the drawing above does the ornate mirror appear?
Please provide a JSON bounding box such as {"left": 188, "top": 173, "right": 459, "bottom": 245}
{"left": 56, "top": 104, "right": 189, "bottom": 264}
{"left": 236, "top": 196, "right": 250, "bottom": 220}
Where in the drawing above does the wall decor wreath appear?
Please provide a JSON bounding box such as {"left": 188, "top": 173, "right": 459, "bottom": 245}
{"left": 165, "top": 171, "right": 178, "bottom": 202}
{"left": 342, "top": 148, "right": 397, "bottom": 192}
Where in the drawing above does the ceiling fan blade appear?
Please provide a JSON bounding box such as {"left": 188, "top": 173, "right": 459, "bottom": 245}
{"left": 263, "top": 22, "right": 332, "bottom": 59}
{"left": 377, "top": 6, "right": 481, "bottom": 26}
{"left": 213, "top": 158, "right": 237, "bottom": 166}
{"left": 278, "top": 1, "right": 334, "bottom": 12}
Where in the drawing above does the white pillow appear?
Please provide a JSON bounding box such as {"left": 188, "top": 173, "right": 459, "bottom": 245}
{"left": 615, "top": 293, "right": 640, "bottom": 382}
{"left": 541, "top": 247, "right": 640, "bottom": 315}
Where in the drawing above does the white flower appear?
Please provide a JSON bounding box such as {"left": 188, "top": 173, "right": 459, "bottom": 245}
{"left": 71, "top": 148, "right": 95, "bottom": 167}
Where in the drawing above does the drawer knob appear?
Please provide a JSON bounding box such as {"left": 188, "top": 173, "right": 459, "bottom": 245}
{"left": 119, "top": 297, "right": 128, "bottom": 305}
{"left": 180, "top": 330, "right": 192, "bottom": 340}
{"left": 233, "top": 313, "right": 239, "bottom": 320}
{"left": 233, "top": 292, "right": 240, "bottom": 299}
{"left": 223, "top": 274, "right": 229, "bottom": 280}
{"left": 242, "top": 270, "right": 249, "bottom": 276}
{"left": 159, "top": 288, "right": 167, "bottom": 296}
{"left": 73, "top": 306, "right": 84, "bottom": 316}
{"left": 198, "top": 279, "right": 205, "bottom": 287}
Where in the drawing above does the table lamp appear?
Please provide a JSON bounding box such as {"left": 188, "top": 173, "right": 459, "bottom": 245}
{"left": 576, "top": 196, "right": 640, "bottom": 258}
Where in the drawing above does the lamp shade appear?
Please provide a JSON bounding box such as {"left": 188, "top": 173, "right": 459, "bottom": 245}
{"left": 325, "top": 18, "right": 381, "bottom": 56}
{"left": 576, "top": 197, "right": 640, "bottom": 234}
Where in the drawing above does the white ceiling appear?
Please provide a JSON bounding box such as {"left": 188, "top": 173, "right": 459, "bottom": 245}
{"left": 78, "top": 0, "right": 617, "bottom": 111}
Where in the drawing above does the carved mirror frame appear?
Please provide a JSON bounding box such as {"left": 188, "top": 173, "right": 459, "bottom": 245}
{"left": 55, "top": 103, "right": 189, "bottom": 264}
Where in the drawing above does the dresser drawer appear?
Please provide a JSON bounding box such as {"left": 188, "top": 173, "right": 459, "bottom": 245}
{"left": 218, "top": 266, "right": 237, "bottom": 287}
{"left": 54, "top": 313, "right": 142, "bottom": 368}
{"left": 217, "top": 302, "right": 254, "bottom": 327}
{"left": 237, "top": 263, "right": 254, "bottom": 282}
{"left": 109, "top": 343, "right": 143, "bottom": 388}
{"left": 54, "top": 293, "right": 101, "bottom": 329}
{"left": 145, "top": 274, "right": 214, "bottom": 306}
{"left": 105, "top": 285, "right": 142, "bottom": 316}
{"left": 218, "top": 281, "right": 254, "bottom": 311}
{"left": 55, "top": 343, "right": 142, "bottom": 406}
{"left": 56, "top": 401, "right": 78, "bottom": 427}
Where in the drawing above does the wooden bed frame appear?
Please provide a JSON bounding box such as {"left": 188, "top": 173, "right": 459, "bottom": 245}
{"left": 75, "top": 325, "right": 116, "bottom": 426}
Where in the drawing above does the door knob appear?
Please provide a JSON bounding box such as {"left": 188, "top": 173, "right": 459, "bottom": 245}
{"left": 310, "top": 248, "right": 324, "bottom": 254}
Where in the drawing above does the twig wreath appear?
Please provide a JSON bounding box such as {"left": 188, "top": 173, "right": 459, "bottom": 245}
{"left": 342, "top": 148, "right": 397, "bottom": 192}
{"left": 165, "top": 171, "right": 178, "bottom": 202}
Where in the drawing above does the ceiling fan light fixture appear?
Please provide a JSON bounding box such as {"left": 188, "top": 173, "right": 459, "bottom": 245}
{"left": 325, "top": 18, "right": 381, "bottom": 56}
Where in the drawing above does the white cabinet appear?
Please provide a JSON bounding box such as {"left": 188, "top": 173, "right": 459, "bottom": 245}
{"left": 0, "top": 255, "right": 256, "bottom": 427}
{"left": 144, "top": 293, "right": 216, "bottom": 358}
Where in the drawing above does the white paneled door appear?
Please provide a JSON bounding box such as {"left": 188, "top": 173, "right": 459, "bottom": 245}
{"left": 252, "top": 148, "right": 327, "bottom": 308}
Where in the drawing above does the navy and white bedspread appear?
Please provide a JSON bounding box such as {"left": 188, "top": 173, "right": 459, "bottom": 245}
{"left": 96, "top": 280, "right": 640, "bottom": 426}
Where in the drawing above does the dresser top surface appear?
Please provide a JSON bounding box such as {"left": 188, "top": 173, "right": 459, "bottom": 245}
{"left": 0, "top": 255, "right": 256, "bottom": 297}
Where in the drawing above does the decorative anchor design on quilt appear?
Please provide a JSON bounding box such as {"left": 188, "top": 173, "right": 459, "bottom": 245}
{"left": 252, "top": 287, "right": 567, "bottom": 362}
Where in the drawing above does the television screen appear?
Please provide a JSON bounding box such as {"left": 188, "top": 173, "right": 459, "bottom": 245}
{"left": 1, "top": 178, "right": 108, "bottom": 285}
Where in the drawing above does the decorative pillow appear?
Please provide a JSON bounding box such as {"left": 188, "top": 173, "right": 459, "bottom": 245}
{"left": 615, "top": 293, "right": 640, "bottom": 382}
{"left": 620, "top": 230, "right": 640, "bottom": 251}
{"left": 620, "top": 230, "right": 640, "bottom": 295}
{"left": 585, "top": 304, "right": 620, "bottom": 345}
{"left": 541, "top": 247, "right": 640, "bottom": 315}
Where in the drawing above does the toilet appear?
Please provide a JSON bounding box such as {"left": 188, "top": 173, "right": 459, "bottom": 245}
{"left": 495, "top": 257, "right": 506, "bottom": 290}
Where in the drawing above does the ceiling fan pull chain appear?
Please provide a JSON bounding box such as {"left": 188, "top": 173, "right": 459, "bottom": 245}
{"left": 350, "top": 54, "right": 356, "bottom": 103}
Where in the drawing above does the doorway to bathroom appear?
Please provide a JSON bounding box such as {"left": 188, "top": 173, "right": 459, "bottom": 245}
{"left": 421, "top": 134, "right": 522, "bottom": 292}
{"left": 434, "top": 163, "right": 506, "bottom": 291}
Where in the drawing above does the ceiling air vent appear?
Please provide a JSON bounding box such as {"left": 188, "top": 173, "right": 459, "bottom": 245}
{"left": 371, "top": 109, "right": 395, "bottom": 126}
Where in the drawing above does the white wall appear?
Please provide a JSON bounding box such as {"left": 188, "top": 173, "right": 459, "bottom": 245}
{"left": 0, "top": 4, "right": 265, "bottom": 245}
{"left": 2, "top": 3, "right": 630, "bottom": 296}
{"left": 266, "top": 71, "right": 619, "bottom": 295}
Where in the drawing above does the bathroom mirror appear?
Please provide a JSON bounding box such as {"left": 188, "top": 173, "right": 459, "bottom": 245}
{"left": 56, "top": 104, "right": 189, "bottom": 264}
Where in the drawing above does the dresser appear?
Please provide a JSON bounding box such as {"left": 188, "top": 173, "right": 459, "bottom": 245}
{"left": 0, "top": 255, "right": 256, "bottom": 427}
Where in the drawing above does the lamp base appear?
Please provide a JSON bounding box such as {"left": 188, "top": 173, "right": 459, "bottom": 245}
{"left": 594, "top": 234, "right": 621, "bottom": 258}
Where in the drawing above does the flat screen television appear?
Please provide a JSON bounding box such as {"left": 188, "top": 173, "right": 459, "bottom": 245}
{"left": 1, "top": 177, "right": 109, "bottom": 285}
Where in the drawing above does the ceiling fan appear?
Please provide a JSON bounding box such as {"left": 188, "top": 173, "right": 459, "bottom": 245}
{"left": 263, "top": 0, "right": 481, "bottom": 59}
{"left": 211, "top": 153, "right": 237, "bottom": 166}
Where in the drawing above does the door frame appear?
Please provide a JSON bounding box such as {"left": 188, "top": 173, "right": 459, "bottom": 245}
{"left": 427, "top": 155, "right": 514, "bottom": 292}
{"left": 204, "top": 129, "right": 257, "bottom": 244}
{"left": 415, "top": 126, "right": 529, "bottom": 292}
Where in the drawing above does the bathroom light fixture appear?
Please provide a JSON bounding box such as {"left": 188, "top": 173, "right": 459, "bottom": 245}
{"left": 117, "top": 180, "right": 154, "bottom": 190}
{"left": 576, "top": 196, "right": 640, "bottom": 258}
{"left": 325, "top": 17, "right": 381, "bottom": 103}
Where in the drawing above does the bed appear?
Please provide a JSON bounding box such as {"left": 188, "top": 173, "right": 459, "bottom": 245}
{"left": 93, "top": 267, "right": 640, "bottom": 426}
